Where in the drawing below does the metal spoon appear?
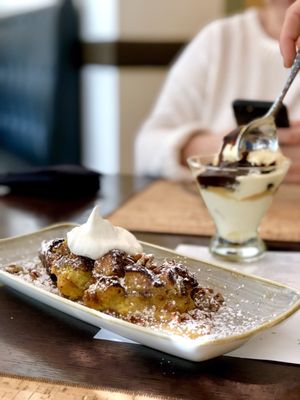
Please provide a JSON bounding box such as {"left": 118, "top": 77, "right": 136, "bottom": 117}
{"left": 236, "top": 51, "right": 300, "bottom": 156}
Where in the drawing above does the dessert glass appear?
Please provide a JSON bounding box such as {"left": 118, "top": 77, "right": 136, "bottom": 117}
{"left": 187, "top": 154, "right": 290, "bottom": 262}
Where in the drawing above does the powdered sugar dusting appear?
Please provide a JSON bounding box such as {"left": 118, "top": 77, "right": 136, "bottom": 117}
{"left": 4, "top": 257, "right": 59, "bottom": 295}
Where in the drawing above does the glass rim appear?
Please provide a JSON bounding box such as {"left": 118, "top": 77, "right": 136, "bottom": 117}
{"left": 187, "top": 154, "right": 291, "bottom": 173}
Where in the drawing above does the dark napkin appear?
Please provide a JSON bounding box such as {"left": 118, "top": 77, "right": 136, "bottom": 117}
{"left": 0, "top": 165, "right": 101, "bottom": 199}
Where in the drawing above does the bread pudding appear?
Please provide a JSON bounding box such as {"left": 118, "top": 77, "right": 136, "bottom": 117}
{"left": 39, "top": 239, "right": 224, "bottom": 324}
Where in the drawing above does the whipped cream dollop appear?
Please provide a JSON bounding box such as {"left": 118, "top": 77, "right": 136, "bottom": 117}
{"left": 217, "top": 143, "right": 285, "bottom": 167}
{"left": 246, "top": 148, "right": 285, "bottom": 166}
{"left": 67, "top": 206, "right": 143, "bottom": 260}
{"left": 214, "top": 125, "right": 286, "bottom": 167}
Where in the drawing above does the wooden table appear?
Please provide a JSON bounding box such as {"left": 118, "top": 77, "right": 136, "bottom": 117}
{"left": 0, "top": 175, "right": 299, "bottom": 399}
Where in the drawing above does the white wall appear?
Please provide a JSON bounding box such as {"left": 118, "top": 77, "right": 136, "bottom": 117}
{"left": 78, "top": 0, "right": 121, "bottom": 173}
{"left": 119, "top": 0, "right": 224, "bottom": 40}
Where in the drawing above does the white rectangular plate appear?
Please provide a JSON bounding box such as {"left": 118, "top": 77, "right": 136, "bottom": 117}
{"left": 0, "top": 223, "right": 299, "bottom": 362}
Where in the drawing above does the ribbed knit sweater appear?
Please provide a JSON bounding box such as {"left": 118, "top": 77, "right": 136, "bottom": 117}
{"left": 135, "top": 8, "right": 300, "bottom": 179}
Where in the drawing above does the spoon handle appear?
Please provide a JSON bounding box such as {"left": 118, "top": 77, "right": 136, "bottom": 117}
{"left": 266, "top": 51, "right": 300, "bottom": 118}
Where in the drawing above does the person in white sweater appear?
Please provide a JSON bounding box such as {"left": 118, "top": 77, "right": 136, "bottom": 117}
{"left": 135, "top": 1, "right": 300, "bottom": 182}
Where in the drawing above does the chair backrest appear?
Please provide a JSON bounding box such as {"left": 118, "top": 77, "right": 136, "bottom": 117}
{"left": 0, "top": 0, "right": 81, "bottom": 166}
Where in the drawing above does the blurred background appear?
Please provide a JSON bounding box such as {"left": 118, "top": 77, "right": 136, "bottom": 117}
{"left": 0, "top": 0, "right": 262, "bottom": 175}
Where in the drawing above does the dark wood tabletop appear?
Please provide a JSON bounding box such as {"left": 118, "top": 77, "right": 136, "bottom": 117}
{"left": 0, "top": 174, "right": 299, "bottom": 400}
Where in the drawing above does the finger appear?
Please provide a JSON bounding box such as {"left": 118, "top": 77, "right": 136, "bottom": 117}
{"left": 280, "top": 7, "right": 300, "bottom": 67}
{"left": 284, "top": 166, "right": 300, "bottom": 183}
{"left": 277, "top": 128, "right": 300, "bottom": 145}
{"left": 284, "top": 161, "right": 300, "bottom": 183}
{"left": 290, "top": 120, "right": 300, "bottom": 127}
{"left": 280, "top": 36, "right": 296, "bottom": 68}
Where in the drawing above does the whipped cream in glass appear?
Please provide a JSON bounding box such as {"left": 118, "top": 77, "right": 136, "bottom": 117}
{"left": 67, "top": 205, "right": 142, "bottom": 260}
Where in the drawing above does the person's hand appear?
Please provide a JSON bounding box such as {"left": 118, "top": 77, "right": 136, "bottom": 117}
{"left": 277, "top": 120, "right": 300, "bottom": 183}
{"left": 277, "top": 120, "right": 300, "bottom": 145}
{"left": 180, "top": 130, "right": 224, "bottom": 166}
{"left": 280, "top": 0, "right": 300, "bottom": 67}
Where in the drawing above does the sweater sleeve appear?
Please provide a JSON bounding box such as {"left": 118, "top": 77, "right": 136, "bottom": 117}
{"left": 134, "top": 23, "right": 216, "bottom": 180}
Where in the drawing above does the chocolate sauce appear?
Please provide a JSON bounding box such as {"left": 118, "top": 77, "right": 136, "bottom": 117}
{"left": 198, "top": 127, "right": 248, "bottom": 189}
{"left": 217, "top": 126, "right": 252, "bottom": 167}
{"left": 197, "top": 170, "right": 243, "bottom": 190}
{"left": 198, "top": 127, "right": 273, "bottom": 189}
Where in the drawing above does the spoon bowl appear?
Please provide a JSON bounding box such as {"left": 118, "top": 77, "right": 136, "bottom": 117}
{"left": 236, "top": 114, "right": 278, "bottom": 155}
{"left": 236, "top": 51, "right": 300, "bottom": 157}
